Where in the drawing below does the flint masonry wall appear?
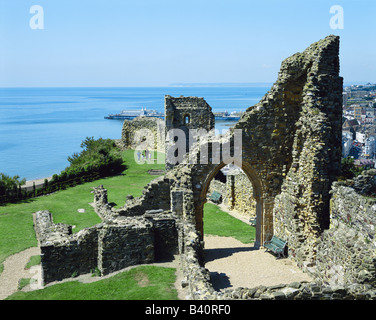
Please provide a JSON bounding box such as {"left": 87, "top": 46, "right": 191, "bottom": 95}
{"left": 208, "top": 170, "right": 257, "bottom": 219}
{"left": 180, "top": 35, "right": 343, "bottom": 255}
{"left": 122, "top": 116, "right": 165, "bottom": 152}
{"left": 313, "top": 171, "right": 376, "bottom": 286}
{"left": 165, "top": 95, "right": 215, "bottom": 171}
{"left": 33, "top": 211, "right": 100, "bottom": 284}
{"left": 226, "top": 169, "right": 256, "bottom": 219}
{"left": 270, "top": 35, "right": 343, "bottom": 265}
{"left": 34, "top": 187, "right": 179, "bottom": 284}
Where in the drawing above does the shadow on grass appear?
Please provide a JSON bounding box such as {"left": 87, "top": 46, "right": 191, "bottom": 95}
{"left": 0, "top": 197, "right": 38, "bottom": 207}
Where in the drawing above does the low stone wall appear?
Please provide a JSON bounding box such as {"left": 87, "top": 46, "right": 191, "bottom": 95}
{"left": 98, "top": 217, "right": 154, "bottom": 276}
{"left": 177, "top": 218, "right": 376, "bottom": 300}
{"left": 34, "top": 208, "right": 179, "bottom": 284}
{"left": 34, "top": 211, "right": 100, "bottom": 284}
{"left": 92, "top": 177, "right": 171, "bottom": 218}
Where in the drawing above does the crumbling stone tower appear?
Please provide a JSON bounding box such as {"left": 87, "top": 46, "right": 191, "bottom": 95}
{"left": 164, "top": 95, "right": 215, "bottom": 170}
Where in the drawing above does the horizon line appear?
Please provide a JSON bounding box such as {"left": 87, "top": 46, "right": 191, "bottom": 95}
{"left": 0, "top": 81, "right": 374, "bottom": 89}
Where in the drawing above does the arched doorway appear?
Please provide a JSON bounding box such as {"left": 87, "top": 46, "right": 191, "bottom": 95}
{"left": 194, "top": 161, "right": 265, "bottom": 248}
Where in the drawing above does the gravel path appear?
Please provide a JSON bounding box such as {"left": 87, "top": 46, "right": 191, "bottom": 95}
{"left": 204, "top": 235, "right": 312, "bottom": 291}
{"left": 0, "top": 240, "right": 312, "bottom": 300}
{"left": 0, "top": 247, "right": 42, "bottom": 300}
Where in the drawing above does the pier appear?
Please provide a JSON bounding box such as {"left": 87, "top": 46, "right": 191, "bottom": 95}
{"left": 104, "top": 109, "right": 243, "bottom": 121}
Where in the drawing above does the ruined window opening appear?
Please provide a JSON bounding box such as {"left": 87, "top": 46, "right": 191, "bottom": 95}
{"left": 184, "top": 114, "right": 190, "bottom": 125}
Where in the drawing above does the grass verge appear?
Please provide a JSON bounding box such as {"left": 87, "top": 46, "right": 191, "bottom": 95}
{"left": 203, "top": 202, "right": 255, "bottom": 244}
{"left": 6, "top": 266, "right": 178, "bottom": 300}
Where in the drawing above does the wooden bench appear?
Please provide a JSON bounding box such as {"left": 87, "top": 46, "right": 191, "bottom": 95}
{"left": 263, "top": 236, "right": 287, "bottom": 258}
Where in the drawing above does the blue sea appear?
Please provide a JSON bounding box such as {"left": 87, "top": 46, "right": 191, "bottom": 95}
{"left": 0, "top": 87, "right": 269, "bottom": 180}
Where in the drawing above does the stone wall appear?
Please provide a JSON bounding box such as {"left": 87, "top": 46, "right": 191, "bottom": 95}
{"left": 92, "top": 176, "right": 171, "bottom": 218}
{"left": 97, "top": 217, "right": 155, "bottom": 275}
{"left": 313, "top": 173, "right": 376, "bottom": 286}
{"left": 33, "top": 211, "right": 100, "bottom": 284}
{"left": 208, "top": 170, "right": 257, "bottom": 219}
{"left": 34, "top": 206, "right": 179, "bottom": 284}
{"left": 271, "top": 35, "right": 343, "bottom": 265}
{"left": 178, "top": 212, "right": 376, "bottom": 300}
{"left": 225, "top": 169, "right": 256, "bottom": 219}
{"left": 122, "top": 116, "right": 165, "bottom": 152}
{"left": 165, "top": 95, "right": 215, "bottom": 170}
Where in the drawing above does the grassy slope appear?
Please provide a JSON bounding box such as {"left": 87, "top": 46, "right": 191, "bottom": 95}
{"left": 203, "top": 202, "right": 255, "bottom": 244}
{"left": 0, "top": 150, "right": 165, "bottom": 266}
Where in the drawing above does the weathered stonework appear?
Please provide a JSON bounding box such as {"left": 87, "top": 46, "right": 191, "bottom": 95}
{"left": 33, "top": 206, "right": 179, "bottom": 284}
{"left": 313, "top": 172, "right": 376, "bottom": 286}
{"left": 225, "top": 168, "right": 256, "bottom": 219}
{"left": 208, "top": 168, "right": 257, "bottom": 219}
{"left": 33, "top": 211, "right": 100, "bottom": 284}
{"left": 165, "top": 95, "right": 215, "bottom": 170}
{"left": 97, "top": 217, "right": 155, "bottom": 275}
{"left": 122, "top": 116, "right": 165, "bottom": 152}
{"left": 33, "top": 35, "right": 376, "bottom": 300}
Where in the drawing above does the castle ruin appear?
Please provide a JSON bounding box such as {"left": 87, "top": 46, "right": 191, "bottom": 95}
{"left": 33, "top": 35, "right": 376, "bottom": 300}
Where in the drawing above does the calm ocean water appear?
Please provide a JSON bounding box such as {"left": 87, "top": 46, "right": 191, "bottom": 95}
{"left": 0, "top": 87, "right": 269, "bottom": 180}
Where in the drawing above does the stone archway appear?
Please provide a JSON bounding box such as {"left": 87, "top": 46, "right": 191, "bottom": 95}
{"left": 194, "top": 161, "right": 268, "bottom": 248}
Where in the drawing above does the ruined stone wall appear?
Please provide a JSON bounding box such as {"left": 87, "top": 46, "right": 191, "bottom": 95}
{"left": 34, "top": 211, "right": 100, "bottom": 284}
{"left": 165, "top": 95, "right": 215, "bottom": 170}
{"left": 34, "top": 207, "right": 179, "bottom": 284}
{"left": 184, "top": 35, "right": 343, "bottom": 253}
{"left": 92, "top": 176, "right": 171, "bottom": 219}
{"left": 208, "top": 172, "right": 257, "bottom": 219}
{"left": 178, "top": 212, "right": 376, "bottom": 300}
{"left": 313, "top": 173, "right": 376, "bottom": 286}
{"left": 226, "top": 171, "right": 256, "bottom": 219}
{"left": 271, "top": 35, "right": 343, "bottom": 265}
{"left": 97, "top": 217, "right": 155, "bottom": 276}
{"left": 122, "top": 116, "right": 165, "bottom": 152}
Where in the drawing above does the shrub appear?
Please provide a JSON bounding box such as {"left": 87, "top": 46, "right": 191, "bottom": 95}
{"left": 52, "top": 137, "right": 125, "bottom": 185}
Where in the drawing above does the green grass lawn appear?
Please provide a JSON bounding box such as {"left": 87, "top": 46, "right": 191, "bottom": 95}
{"left": 6, "top": 266, "right": 178, "bottom": 300}
{"left": 203, "top": 202, "right": 255, "bottom": 244}
{"left": 0, "top": 150, "right": 165, "bottom": 268}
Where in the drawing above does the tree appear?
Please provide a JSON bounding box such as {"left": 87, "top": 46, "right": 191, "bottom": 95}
{"left": 0, "top": 172, "right": 26, "bottom": 195}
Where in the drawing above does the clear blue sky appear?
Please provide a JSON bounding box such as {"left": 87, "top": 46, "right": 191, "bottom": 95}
{"left": 0, "top": 0, "right": 374, "bottom": 87}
